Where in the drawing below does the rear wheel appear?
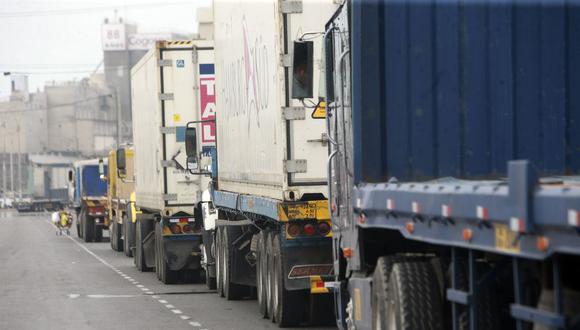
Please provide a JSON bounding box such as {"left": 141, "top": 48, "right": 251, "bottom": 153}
{"left": 83, "top": 214, "right": 94, "bottom": 242}
{"left": 372, "top": 257, "right": 444, "bottom": 330}
{"left": 110, "top": 216, "right": 122, "bottom": 251}
{"left": 202, "top": 243, "right": 217, "bottom": 290}
{"left": 221, "top": 226, "right": 246, "bottom": 300}
{"left": 155, "top": 219, "right": 177, "bottom": 284}
{"left": 76, "top": 211, "right": 83, "bottom": 238}
{"left": 271, "top": 232, "right": 301, "bottom": 326}
{"left": 135, "top": 218, "right": 150, "bottom": 272}
{"left": 216, "top": 227, "right": 224, "bottom": 297}
{"left": 257, "top": 231, "right": 269, "bottom": 318}
{"left": 123, "top": 215, "right": 133, "bottom": 257}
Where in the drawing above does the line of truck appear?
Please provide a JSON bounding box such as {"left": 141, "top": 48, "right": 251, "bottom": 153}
{"left": 67, "top": 0, "right": 580, "bottom": 329}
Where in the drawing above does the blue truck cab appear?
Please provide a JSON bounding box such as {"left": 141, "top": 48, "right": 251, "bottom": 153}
{"left": 69, "top": 159, "right": 108, "bottom": 243}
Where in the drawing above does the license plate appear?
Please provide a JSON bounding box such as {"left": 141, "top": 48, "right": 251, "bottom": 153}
{"left": 494, "top": 224, "right": 520, "bottom": 253}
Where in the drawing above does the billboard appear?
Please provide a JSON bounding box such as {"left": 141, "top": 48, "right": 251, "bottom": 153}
{"left": 128, "top": 33, "right": 172, "bottom": 50}
{"left": 101, "top": 24, "right": 127, "bottom": 51}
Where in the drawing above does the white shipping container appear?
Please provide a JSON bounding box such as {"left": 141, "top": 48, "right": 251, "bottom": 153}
{"left": 131, "top": 40, "right": 215, "bottom": 215}
{"left": 213, "top": 0, "right": 337, "bottom": 201}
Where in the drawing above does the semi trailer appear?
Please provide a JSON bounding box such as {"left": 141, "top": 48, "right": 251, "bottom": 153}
{"left": 318, "top": 1, "right": 580, "bottom": 329}
{"left": 69, "top": 159, "right": 108, "bottom": 243}
{"left": 184, "top": 0, "right": 338, "bottom": 326}
{"left": 130, "top": 40, "right": 215, "bottom": 284}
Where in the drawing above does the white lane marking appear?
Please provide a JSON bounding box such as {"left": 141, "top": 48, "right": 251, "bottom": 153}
{"left": 67, "top": 294, "right": 80, "bottom": 299}
{"left": 145, "top": 291, "right": 154, "bottom": 295}
{"left": 87, "top": 294, "right": 137, "bottom": 298}
{"left": 50, "top": 225, "right": 204, "bottom": 328}
{"left": 152, "top": 295, "right": 160, "bottom": 299}
{"left": 180, "top": 315, "right": 191, "bottom": 320}
{"left": 136, "top": 284, "right": 144, "bottom": 288}
{"left": 158, "top": 299, "right": 168, "bottom": 304}
{"left": 140, "top": 288, "right": 149, "bottom": 291}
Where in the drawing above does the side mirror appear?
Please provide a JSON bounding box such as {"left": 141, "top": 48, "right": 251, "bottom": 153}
{"left": 291, "top": 41, "right": 314, "bottom": 99}
{"left": 98, "top": 159, "right": 106, "bottom": 181}
{"left": 185, "top": 127, "right": 199, "bottom": 172}
{"left": 116, "top": 148, "right": 127, "bottom": 178}
{"left": 68, "top": 170, "right": 74, "bottom": 182}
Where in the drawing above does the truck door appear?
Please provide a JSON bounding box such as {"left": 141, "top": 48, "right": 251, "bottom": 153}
{"left": 284, "top": 0, "right": 338, "bottom": 186}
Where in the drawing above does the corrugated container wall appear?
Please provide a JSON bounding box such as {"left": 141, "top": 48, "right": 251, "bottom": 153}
{"left": 351, "top": 0, "right": 580, "bottom": 183}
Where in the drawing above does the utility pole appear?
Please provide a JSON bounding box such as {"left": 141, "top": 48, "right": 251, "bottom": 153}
{"left": 17, "top": 124, "right": 21, "bottom": 199}
{"left": 115, "top": 88, "right": 122, "bottom": 147}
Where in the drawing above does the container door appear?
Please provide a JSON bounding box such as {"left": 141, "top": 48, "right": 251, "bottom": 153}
{"left": 160, "top": 46, "right": 214, "bottom": 207}
{"left": 284, "top": 0, "right": 338, "bottom": 186}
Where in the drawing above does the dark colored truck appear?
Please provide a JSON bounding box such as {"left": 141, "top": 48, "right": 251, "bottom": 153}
{"left": 316, "top": 1, "right": 580, "bottom": 329}
{"left": 69, "top": 159, "right": 108, "bottom": 243}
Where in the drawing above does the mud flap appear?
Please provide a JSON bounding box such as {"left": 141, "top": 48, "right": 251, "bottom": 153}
{"left": 164, "top": 237, "right": 202, "bottom": 271}
{"left": 143, "top": 231, "right": 156, "bottom": 269}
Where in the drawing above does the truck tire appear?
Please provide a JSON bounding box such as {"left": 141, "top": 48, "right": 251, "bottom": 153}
{"left": 203, "top": 243, "right": 217, "bottom": 290}
{"left": 135, "top": 218, "right": 151, "bottom": 272}
{"left": 271, "top": 232, "right": 301, "bottom": 326}
{"left": 94, "top": 225, "right": 103, "bottom": 242}
{"left": 83, "top": 214, "right": 94, "bottom": 242}
{"left": 221, "top": 226, "right": 246, "bottom": 300}
{"left": 110, "top": 216, "right": 122, "bottom": 251}
{"left": 256, "top": 231, "right": 269, "bottom": 318}
{"left": 216, "top": 227, "right": 225, "bottom": 297}
{"left": 123, "top": 215, "right": 133, "bottom": 257}
{"left": 155, "top": 221, "right": 178, "bottom": 284}
{"left": 76, "top": 211, "right": 83, "bottom": 239}
{"left": 372, "top": 257, "right": 444, "bottom": 330}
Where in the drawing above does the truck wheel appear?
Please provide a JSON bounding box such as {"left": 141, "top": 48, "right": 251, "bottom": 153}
{"left": 203, "top": 243, "right": 217, "bottom": 289}
{"left": 221, "top": 226, "right": 246, "bottom": 300}
{"left": 109, "top": 217, "right": 116, "bottom": 250}
{"left": 94, "top": 225, "right": 103, "bottom": 242}
{"left": 123, "top": 215, "right": 133, "bottom": 257}
{"left": 113, "top": 217, "right": 123, "bottom": 251}
{"left": 76, "top": 211, "right": 83, "bottom": 239}
{"left": 271, "top": 232, "right": 301, "bottom": 326}
{"left": 216, "top": 227, "right": 225, "bottom": 297}
{"left": 135, "top": 218, "right": 151, "bottom": 272}
{"left": 372, "top": 257, "right": 443, "bottom": 330}
{"left": 83, "top": 215, "right": 94, "bottom": 242}
{"left": 256, "top": 231, "right": 269, "bottom": 318}
{"left": 155, "top": 220, "right": 178, "bottom": 284}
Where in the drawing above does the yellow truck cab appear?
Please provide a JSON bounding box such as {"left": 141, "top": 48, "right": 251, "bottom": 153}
{"left": 104, "top": 147, "right": 136, "bottom": 257}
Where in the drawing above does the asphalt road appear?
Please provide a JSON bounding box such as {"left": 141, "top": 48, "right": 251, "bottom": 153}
{"left": 0, "top": 211, "right": 337, "bottom": 330}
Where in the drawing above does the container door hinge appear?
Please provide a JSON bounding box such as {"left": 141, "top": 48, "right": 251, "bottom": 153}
{"left": 284, "top": 159, "right": 307, "bottom": 173}
{"left": 280, "top": 53, "right": 293, "bottom": 67}
{"left": 192, "top": 46, "right": 198, "bottom": 64}
{"left": 159, "top": 93, "right": 174, "bottom": 101}
{"left": 158, "top": 59, "right": 172, "bottom": 67}
{"left": 280, "top": 0, "right": 303, "bottom": 14}
{"left": 160, "top": 126, "right": 176, "bottom": 134}
{"left": 163, "top": 194, "right": 178, "bottom": 201}
{"left": 282, "top": 107, "right": 305, "bottom": 120}
{"left": 161, "top": 160, "right": 175, "bottom": 168}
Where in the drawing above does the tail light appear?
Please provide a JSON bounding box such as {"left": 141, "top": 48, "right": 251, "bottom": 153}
{"left": 287, "top": 224, "right": 301, "bottom": 237}
{"left": 318, "top": 222, "right": 331, "bottom": 236}
{"left": 88, "top": 206, "right": 105, "bottom": 216}
{"left": 303, "top": 224, "right": 315, "bottom": 236}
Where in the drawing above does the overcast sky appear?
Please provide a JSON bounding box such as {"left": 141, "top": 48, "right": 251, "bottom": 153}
{"left": 0, "top": 0, "right": 210, "bottom": 99}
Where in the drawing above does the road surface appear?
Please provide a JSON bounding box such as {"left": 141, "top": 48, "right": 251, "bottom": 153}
{"left": 0, "top": 211, "right": 336, "bottom": 330}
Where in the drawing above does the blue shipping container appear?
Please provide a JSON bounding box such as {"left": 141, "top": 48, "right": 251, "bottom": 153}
{"left": 82, "top": 165, "right": 107, "bottom": 197}
{"left": 351, "top": 0, "right": 580, "bottom": 183}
